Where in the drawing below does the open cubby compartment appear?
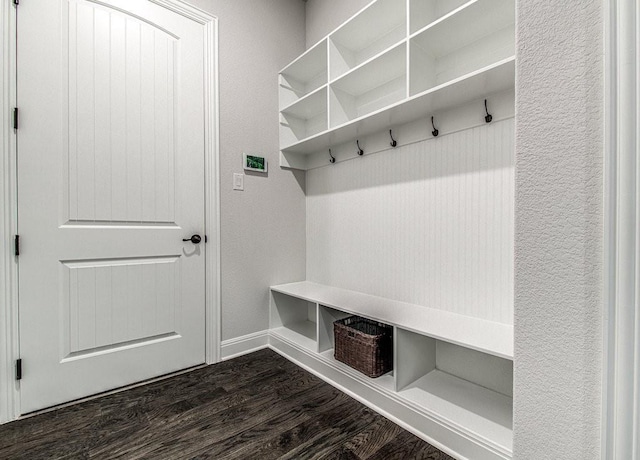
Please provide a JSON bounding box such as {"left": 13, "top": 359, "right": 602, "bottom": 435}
{"left": 329, "top": 0, "right": 407, "bottom": 81}
{"left": 279, "top": 86, "right": 328, "bottom": 148}
{"left": 279, "top": 39, "right": 328, "bottom": 108}
{"left": 317, "top": 305, "right": 396, "bottom": 392}
{"left": 329, "top": 42, "right": 407, "bottom": 127}
{"left": 395, "top": 328, "right": 513, "bottom": 452}
{"left": 317, "top": 305, "right": 353, "bottom": 353}
{"left": 409, "top": 0, "right": 471, "bottom": 34}
{"left": 409, "top": 0, "right": 515, "bottom": 96}
{"left": 270, "top": 290, "right": 318, "bottom": 352}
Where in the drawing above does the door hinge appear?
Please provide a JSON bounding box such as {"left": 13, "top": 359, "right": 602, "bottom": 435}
{"left": 14, "top": 235, "right": 19, "bottom": 256}
{"left": 13, "top": 0, "right": 19, "bottom": 7}
{"left": 12, "top": 108, "right": 18, "bottom": 130}
{"left": 205, "top": 235, "right": 208, "bottom": 243}
{"left": 16, "top": 359, "right": 22, "bottom": 380}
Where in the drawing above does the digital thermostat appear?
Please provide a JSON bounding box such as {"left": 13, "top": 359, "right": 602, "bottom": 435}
{"left": 243, "top": 153, "right": 267, "bottom": 173}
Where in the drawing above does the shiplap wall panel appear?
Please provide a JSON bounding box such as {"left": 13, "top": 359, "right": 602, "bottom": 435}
{"left": 67, "top": 0, "right": 177, "bottom": 224}
{"left": 307, "top": 118, "right": 514, "bottom": 324}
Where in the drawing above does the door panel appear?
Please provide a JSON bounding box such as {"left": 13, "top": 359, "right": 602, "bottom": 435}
{"left": 18, "top": 0, "right": 207, "bottom": 413}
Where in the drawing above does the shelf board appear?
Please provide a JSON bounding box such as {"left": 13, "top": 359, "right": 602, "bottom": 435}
{"left": 319, "top": 349, "right": 396, "bottom": 393}
{"left": 271, "top": 281, "right": 513, "bottom": 360}
{"left": 280, "top": 39, "right": 328, "bottom": 84}
{"left": 330, "top": 42, "right": 406, "bottom": 96}
{"left": 281, "top": 85, "right": 327, "bottom": 119}
{"left": 411, "top": 0, "right": 515, "bottom": 58}
{"left": 271, "top": 321, "right": 317, "bottom": 352}
{"left": 330, "top": 0, "right": 406, "bottom": 54}
{"left": 281, "top": 57, "right": 515, "bottom": 156}
{"left": 399, "top": 369, "right": 512, "bottom": 453}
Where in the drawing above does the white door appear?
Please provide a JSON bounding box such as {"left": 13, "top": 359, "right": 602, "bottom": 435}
{"left": 17, "top": 0, "right": 208, "bottom": 413}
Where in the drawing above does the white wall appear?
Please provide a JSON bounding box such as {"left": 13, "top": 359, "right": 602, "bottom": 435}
{"left": 514, "top": 0, "right": 603, "bottom": 458}
{"left": 306, "top": 0, "right": 606, "bottom": 458}
{"left": 185, "top": 0, "right": 307, "bottom": 341}
{"left": 305, "top": 0, "right": 370, "bottom": 48}
{"left": 304, "top": 0, "right": 515, "bottom": 326}
{"left": 307, "top": 119, "right": 515, "bottom": 324}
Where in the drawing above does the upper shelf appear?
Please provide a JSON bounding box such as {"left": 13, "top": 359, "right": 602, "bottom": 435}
{"left": 279, "top": 0, "right": 515, "bottom": 162}
{"left": 270, "top": 281, "right": 514, "bottom": 360}
{"left": 279, "top": 39, "right": 328, "bottom": 106}
{"left": 282, "top": 57, "right": 514, "bottom": 154}
{"left": 329, "top": 0, "right": 407, "bottom": 81}
{"left": 410, "top": 0, "right": 515, "bottom": 58}
{"left": 409, "top": 0, "right": 470, "bottom": 34}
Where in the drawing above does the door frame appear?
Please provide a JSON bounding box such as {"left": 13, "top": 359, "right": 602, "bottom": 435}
{"left": 0, "top": 0, "right": 221, "bottom": 423}
{"left": 602, "top": 0, "right": 639, "bottom": 457}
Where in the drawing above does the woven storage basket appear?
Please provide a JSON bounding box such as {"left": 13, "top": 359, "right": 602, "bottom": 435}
{"left": 334, "top": 316, "right": 393, "bottom": 378}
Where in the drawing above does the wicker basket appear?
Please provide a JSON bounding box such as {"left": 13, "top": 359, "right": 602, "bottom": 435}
{"left": 334, "top": 316, "right": 393, "bottom": 378}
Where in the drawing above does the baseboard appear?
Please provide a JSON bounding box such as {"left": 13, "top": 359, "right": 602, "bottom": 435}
{"left": 267, "top": 332, "right": 510, "bottom": 460}
{"left": 220, "top": 330, "right": 269, "bottom": 361}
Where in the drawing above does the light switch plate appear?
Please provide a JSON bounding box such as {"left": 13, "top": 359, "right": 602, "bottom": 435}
{"left": 233, "top": 173, "right": 244, "bottom": 191}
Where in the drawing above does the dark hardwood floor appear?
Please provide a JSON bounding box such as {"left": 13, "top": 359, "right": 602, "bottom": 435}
{"left": 0, "top": 349, "right": 454, "bottom": 460}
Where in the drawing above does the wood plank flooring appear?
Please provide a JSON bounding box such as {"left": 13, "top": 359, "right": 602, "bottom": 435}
{"left": 0, "top": 349, "right": 454, "bottom": 460}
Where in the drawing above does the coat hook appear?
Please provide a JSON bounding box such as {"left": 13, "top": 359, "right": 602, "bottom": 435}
{"left": 431, "top": 117, "right": 439, "bottom": 137}
{"left": 356, "top": 140, "right": 364, "bottom": 156}
{"left": 389, "top": 130, "right": 397, "bottom": 148}
{"left": 329, "top": 149, "right": 335, "bottom": 164}
{"left": 484, "top": 99, "right": 493, "bottom": 123}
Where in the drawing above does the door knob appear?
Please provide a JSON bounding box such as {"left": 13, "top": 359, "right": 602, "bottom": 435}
{"left": 182, "top": 234, "right": 202, "bottom": 244}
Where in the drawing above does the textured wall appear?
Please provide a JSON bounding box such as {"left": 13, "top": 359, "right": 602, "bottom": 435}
{"left": 514, "top": 0, "right": 603, "bottom": 458}
{"left": 185, "top": 0, "right": 307, "bottom": 341}
{"left": 307, "top": 119, "right": 515, "bottom": 324}
{"left": 305, "top": 0, "right": 370, "bottom": 48}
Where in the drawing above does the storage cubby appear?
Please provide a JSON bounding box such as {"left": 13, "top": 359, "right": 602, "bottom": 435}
{"left": 330, "top": 42, "right": 407, "bottom": 127}
{"left": 316, "top": 305, "right": 396, "bottom": 392}
{"left": 395, "top": 328, "right": 513, "bottom": 452}
{"left": 279, "top": 39, "right": 328, "bottom": 108}
{"left": 409, "top": 0, "right": 470, "bottom": 34}
{"left": 409, "top": 0, "right": 515, "bottom": 96}
{"left": 317, "top": 305, "right": 352, "bottom": 353}
{"left": 279, "top": 86, "right": 328, "bottom": 148}
{"left": 269, "top": 291, "right": 317, "bottom": 351}
{"left": 269, "top": 281, "right": 515, "bottom": 458}
{"left": 329, "top": 0, "right": 406, "bottom": 81}
{"left": 278, "top": 0, "right": 515, "bottom": 164}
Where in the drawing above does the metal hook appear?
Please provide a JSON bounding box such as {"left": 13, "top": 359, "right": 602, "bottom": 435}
{"left": 329, "top": 149, "right": 335, "bottom": 164}
{"left": 356, "top": 140, "right": 364, "bottom": 156}
{"left": 484, "top": 99, "right": 493, "bottom": 123}
{"left": 389, "top": 130, "right": 397, "bottom": 148}
{"left": 431, "top": 117, "right": 439, "bottom": 137}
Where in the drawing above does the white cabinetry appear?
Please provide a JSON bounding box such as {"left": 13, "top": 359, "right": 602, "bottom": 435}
{"left": 279, "top": 0, "right": 515, "bottom": 170}
{"left": 269, "top": 281, "right": 514, "bottom": 459}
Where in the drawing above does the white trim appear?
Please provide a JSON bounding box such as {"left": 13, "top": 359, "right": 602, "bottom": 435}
{"left": 0, "top": 0, "right": 221, "bottom": 423}
{"left": 603, "top": 0, "right": 639, "bottom": 457}
{"left": 221, "top": 331, "right": 270, "bottom": 361}
{"left": 152, "top": 0, "right": 221, "bottom": 369}
{"left": 267, "top": 334, "right": 509, "bottom": 460}
{"left": 0, "top": 0, "right": 19, "bottom": 425}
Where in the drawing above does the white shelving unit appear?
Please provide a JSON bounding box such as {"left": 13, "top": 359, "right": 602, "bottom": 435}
{"left": 269, "top": 281, "right": 514, "bottom": 459}
{"left": 278, "top": 0, "right": 515, "bottom": 169}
